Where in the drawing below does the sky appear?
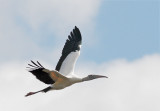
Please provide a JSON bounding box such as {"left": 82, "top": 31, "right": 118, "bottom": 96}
{"left": 0, "top": 0, "right": 160, "bottom": 111}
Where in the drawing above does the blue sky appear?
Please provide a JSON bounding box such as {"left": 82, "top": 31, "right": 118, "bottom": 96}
{"left": 0, "top": 0, "right": 159, "bottom": 64}
{"left": 13, "top": 0, "right": 159, "bottom": 64}
{"left": 82, "top": 0, "right": 159, "bottom": 63}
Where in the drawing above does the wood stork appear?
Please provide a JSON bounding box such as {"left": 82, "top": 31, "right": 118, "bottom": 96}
{"left": 25, "top": 26, "right": 107, "bottom": 97}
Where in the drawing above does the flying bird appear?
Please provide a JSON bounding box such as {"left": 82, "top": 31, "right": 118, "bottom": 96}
{"left": 25, "top": 26, "right": 107, "bottom": 97}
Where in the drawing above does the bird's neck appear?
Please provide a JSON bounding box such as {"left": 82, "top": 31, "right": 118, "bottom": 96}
{"left": 68, "top": 76, "right": 83, "bottom": 83}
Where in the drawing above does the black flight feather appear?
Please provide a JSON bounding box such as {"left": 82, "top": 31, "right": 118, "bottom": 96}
{"left": 27, "top": 61, "right": 55, "bottom": 84}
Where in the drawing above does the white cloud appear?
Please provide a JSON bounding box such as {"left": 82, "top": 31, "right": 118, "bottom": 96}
{"left": 17, "top": 0, "right": 101, "bottom": 31}
{"left": 0, "top": 54, "right": 159, "bottom": 111}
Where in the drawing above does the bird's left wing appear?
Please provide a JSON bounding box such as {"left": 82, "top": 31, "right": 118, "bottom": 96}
{"left": 55, "top": 26, "right": 82, "bottom": 76}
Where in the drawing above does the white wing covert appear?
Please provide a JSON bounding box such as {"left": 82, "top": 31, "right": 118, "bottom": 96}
{"left": 55, "top": 26, "right": 82, "bottom": 76}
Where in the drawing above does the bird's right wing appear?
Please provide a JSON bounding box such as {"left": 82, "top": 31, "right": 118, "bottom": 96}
{"left": 55, "top": 26, "right": 82, "bottom": 76}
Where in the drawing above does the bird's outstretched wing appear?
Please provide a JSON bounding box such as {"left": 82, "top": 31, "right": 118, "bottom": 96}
{"left": 55, "top": 26, "right": 82, "bottom": 76}
{"left": 27, "top": 61, "right": 55, "bottom": 84}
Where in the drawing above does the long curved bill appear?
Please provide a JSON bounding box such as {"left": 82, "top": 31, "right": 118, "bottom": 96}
{"left": 82, "top": 74, "right": 108, "bottom": 81}
{"left": 93, "top": 75, "right": 108, "bottom": 79}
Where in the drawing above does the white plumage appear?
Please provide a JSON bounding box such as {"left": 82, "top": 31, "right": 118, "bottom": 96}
{"left": 59, "top": 51, "right": 80, "bottom": 76}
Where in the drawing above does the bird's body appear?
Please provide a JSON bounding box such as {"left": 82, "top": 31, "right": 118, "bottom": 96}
{"left": 49, "top": 70, "right": 82, "bottom": 90}
{"left": 25, "top": 26, "right": 107, "bottom": 97}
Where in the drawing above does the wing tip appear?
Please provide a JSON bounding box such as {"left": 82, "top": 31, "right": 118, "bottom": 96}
{"left": 75, "top": 26, "right": 78, "bottom": 29}
{"left": 27, "top": 60, "right": 44, "bottom": 71}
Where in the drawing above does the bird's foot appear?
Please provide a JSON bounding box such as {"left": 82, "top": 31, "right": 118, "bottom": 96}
{"left": 25, "top": 92, "right": 36, "bottom": 97}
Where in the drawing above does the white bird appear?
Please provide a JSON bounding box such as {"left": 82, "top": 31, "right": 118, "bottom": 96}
{"left": 25, "top": 26, "right": 107, "bottom": 97}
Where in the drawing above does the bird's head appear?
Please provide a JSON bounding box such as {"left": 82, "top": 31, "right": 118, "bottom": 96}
{"left": 82, "top": 74, "right": 108, "bottom": 81}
